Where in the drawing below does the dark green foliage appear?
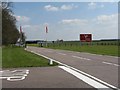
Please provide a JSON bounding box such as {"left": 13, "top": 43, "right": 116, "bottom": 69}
{"left": 2, "top": 2, "right": 19, "bottom": 45}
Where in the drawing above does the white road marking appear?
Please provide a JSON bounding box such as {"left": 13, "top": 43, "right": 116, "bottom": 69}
{"left": 83, "top": 52, "right": 119, "bottom": 59}
{"left": 25, "top": 49, "right": 118, "bottom": 89}
{"left": 102, "top": 62, "right": 113, "bottom": 65}
{"left": 102, "top": 62, "right": 119, "bottom": 67}
{"left": 72, "top": 55, "right": 83, "bottom": 59}
{"left": 106, "top": 56, "right": 119, "bottom": 59}
{"left": 59, "top": 66, "right": 111, "bottom": 89}
{"left": 72, "top": 55, "right": 91, "bottom": 61}
{"left": 58, "top": 53, "right": 66, "bottom": 56}
{"left": 0, "top": 70, "right": 29, "bottom": 81}
{"left": 113, "top": 64, "right": 119, "bottom": 67}
{"left": 44, "top": 50, "right": 53, "bottom": 53}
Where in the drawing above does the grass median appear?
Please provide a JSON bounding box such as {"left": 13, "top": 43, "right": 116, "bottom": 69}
{"left": 2, "top": 46, "right": 58, "bottom": 68}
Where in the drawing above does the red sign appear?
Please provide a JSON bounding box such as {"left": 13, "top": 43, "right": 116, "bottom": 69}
{"left": 45, "top": 26, "right": 48, "bottom": 33}
{"left": 80, "top": 34, "right": 92, "bottom": 42}
{"left": 20, "top": 26, "right": 22, "bottom": 33}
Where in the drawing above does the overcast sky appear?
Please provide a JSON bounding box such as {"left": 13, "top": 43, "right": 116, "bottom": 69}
{"left": 13, "top": 1, "right": 118, "bottom": 41}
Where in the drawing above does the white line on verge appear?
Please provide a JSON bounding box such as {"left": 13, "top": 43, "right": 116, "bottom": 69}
{"left": 25, "top": 49, "right": 118, "bottom": 89}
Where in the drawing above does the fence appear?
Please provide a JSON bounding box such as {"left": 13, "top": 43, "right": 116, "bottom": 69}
{"left": 46, "top": 40, "right": 120, "bottom": 47}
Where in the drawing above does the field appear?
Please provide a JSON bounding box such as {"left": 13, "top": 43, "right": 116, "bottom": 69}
{"left": 28, "top": 40, "right": 119, "bottom": 57}
{"left": 2, "top": 46, "right": 58, "bottom": 68}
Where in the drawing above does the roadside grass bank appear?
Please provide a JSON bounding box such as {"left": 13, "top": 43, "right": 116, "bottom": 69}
{"left": 46, "top": 45, "right": 119, "bottom": 57}
{"left": 27, "top": 44, "right": 119, "bottom": 57}
{"left": 2, "top": 46, "right": 58, "bottom": 68}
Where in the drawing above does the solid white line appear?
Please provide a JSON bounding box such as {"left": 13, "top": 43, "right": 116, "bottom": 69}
{"left": 25, "top": 49, "right": 118, "bottom": 89}
{"left": 58, "top": 53, "right": 66, "bottom": 56}
{"left": 59, "top": 66, "right": 110, "bottom": 89}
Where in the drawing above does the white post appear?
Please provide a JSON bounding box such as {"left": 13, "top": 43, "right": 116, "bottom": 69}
{"left": 49, "top": 59, "right": 53, "bottom": 65}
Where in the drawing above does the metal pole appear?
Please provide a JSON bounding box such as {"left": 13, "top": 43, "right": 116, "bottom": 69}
{"left": 45, "top": 25, "right": 48, "bottom": 47}
{"left": 46, "top": 32, "right": 47, "bottom": 47}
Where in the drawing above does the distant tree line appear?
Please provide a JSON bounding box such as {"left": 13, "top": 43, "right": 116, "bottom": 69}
{"left": 2, "top": 2, "right": 20, "bottom": 45}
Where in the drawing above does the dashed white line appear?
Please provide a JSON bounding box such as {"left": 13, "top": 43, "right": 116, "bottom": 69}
{"left": 72, "top": 55, "right": 83, "bottom": 59}
{"left": 58, "top": 53, "right": 66, "bottom": 56}
{"left": 102, "top": 62, "right": 113, "bottom": 65}
{"left": 44, "top": 51, "right": 53, "bottom": 53}
{"left": 83, "top": 52, "right": 119, "bottom": 59}
{"left": 102, "top": 62, "right": 119, "bottom": 67}
{"left": 84, "top": 58, "right": 91, "bottom": 61}
{"left": 113, "top": 64, "right": 119, "bottom": 67}
{"left": 72, "top": 55, "right": 91, "bottom": 61}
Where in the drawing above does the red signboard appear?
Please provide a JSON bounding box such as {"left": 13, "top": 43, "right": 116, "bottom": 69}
{"left": 80, "top": 34, "right": 92, "bottom": 42}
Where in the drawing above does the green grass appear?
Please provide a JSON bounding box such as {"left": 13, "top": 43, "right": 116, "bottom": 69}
{"left": 28, "top": 42, "right": 119, "bottom": 56}
{"left": 2, "top": 47, "right": 58, "bottom": 68}
{"left": 46, "top": 45, "right": 118, "bottom": 56}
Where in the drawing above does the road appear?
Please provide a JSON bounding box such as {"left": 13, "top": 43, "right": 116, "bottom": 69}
{"left": 2, "top": 46, "right": 119, "bottom": 89}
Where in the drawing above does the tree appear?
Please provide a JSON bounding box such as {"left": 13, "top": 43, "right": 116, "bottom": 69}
{"left": 2, "top": 2, "right": 20, "bottom": 45}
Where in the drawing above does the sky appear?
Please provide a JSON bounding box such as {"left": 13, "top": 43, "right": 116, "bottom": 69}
{"left": 12, "top": 1, "right": 118, "bottom": 41}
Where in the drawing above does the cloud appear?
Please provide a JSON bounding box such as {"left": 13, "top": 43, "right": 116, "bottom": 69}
{"left": 15, "top": 15, "right": 30, "bottom": 22}
{"left": 88, "top": 2, "right": 105, "bottom": 9}
{"left": 43, "top": 23, "right": 49, "bottom": 26}
{"left": 60, "top": 19, "right": 88, "bottom": 25}
{"left": 96, "top": 14, "right": 118, "bottom": 25}
{"left": 44, "top": 5, "right": 59, "bottom": 11}
{"left": 61, "top": 4, "right": 78, "bottom": 10}
{"left": 44, "top": 4, "right": 78, "bottom": 11}
{"left": 22, "top": 25, "right": 31, "bottom": 28}
{"left": 100, "top": 4, "right": 104, "bottom": 8}
{"left": 88, "top": 2, "right": 97, "bottom": 9}
{"left": 20, "top": 13, "right": 118, "bottom": 41}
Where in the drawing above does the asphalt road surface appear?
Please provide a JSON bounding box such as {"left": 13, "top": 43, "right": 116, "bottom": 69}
{"left": 2, "top": 46, "right": 119, "bottom": 89}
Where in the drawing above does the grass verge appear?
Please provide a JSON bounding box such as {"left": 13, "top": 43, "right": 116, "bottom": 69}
{"left": 28, "top": 44, "right": 119, "bottom": 56}
{"left": 2, "top": 46, "right": 58, "bottom": 68}
{"left": 46, "top": 45, "right": 118, "bottom": 56}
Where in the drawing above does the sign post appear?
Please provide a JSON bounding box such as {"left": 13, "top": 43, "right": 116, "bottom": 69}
{"left": 20, "top": 26, "right": 23, "bottom": 46}
{"left": 45, "top": 25, "right": 48, "bottom": 47}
